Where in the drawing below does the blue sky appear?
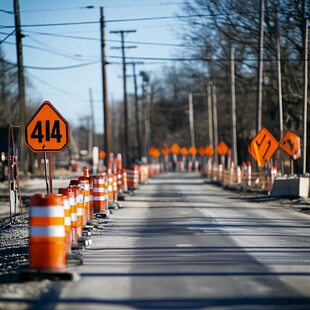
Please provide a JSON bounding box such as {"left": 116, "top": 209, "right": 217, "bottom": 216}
{"left": 0, "top": 0, "right": 185, "bottom": 133}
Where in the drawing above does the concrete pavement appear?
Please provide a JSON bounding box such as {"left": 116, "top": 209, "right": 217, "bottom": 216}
{"left": 31, "top": 172, "right": 310, "bottom": 310}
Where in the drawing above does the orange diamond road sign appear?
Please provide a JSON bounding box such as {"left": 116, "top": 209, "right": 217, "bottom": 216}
{"left": 198, "top": 146, "right": 206, "bottom": 156}
{"left": 180, "top": 147, "right": 188, "bottom": 157}
{"left": 161, "top": 144, "right": 170, "bottom": 156}
{"left": 170, "top": 143, "right": 180, "bottom": 155}
{"left": 205, "top": 145, "right": 214, "bottom": 157}
{"left": 249, "top": 128, "right": 278, "bottom": 166}
{"left": 99, "top": 150, "right": 106, "bottom": 159}
{"left": 217, "top": 141, "right": 229, "bottom": 156}
{"left": 25, "top": 101, "right": 70, "bottom": 152}
{"left": 149, "top": 146, "right": 160, "bottom": 158}
{"left": 188, "top": 146, "right": 197, "bottom": 156}
{"left": 279, "top": 131, "right": 301, "bottom": 159}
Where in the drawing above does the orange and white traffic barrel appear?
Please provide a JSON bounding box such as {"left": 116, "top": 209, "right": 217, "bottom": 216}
{"left": 92, "top": 175, "right": 108, "bottom": 213}
{"left": 59, "top": 188, "right": 78, "bottom": 246}
{"left": 69, "top": 179, "right": 86, "bottom": 228}
{"left": 75, "top": 188, "right": 84, "bottom": 237}
{"left": 29, "top": 194, "right": 66, "bottom": 270}
{"left": 89, "top": 176, "right": 93, "bottom": 217}
{"left": 126, "top": 165, "right": 139, "bottom": 190}
{"left": 236, "top": 165, "right": 242, "bottom": 184}
{"left": 113, "top": 173, "right": 118, "bottom": 201}
{"left": 78, "top": 178, "right": 90, "bottom": 222}
{"left": 187, "top": 161, "right": 192, "bottom": 172}
{"left": 122, "top": 168, "right": 128, "bottom": 193}
{"left": 60, "top": 194, "right": 71, "bottom": 253}
{"left": 194, "top": 160, "right": 199, "bottom": 172}
{"left": 270, "top": 166, "right": 277, "bottom": 189}
{"left": 247, "top": 162, "right": 252, "bottom": 187}
{"left": 107, "top": 172, "right": 114, "bottom": 202}
{"left": 79, "top": 167, "right": 91, "bottom": 219}
{"left": 218, "top": 164, "right": 223, "bottom": 180}
{"left": 117, "top": 169, "right": 123, "bottom": 195}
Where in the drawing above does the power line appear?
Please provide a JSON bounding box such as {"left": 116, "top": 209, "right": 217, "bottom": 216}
{"left": 2, "top": 58, "right": 100, "bottom": 70}
{"left": 2, "top": 54, "right": 303, "bottom": 72}
{"left": 24, "top": 30, "right": 187, "bottom": 47}
{"left": 0, "top": 29, "right": 15, "bottom": 45}
{"left": 107, "top": 55, "right": 304, "bottom": 62}
{"left": 4, "top": 40, "right": 97, "bottom": 61}
{"left": 0, "top": 10, "right": 303, "bottom": 30}
{"left": 27, "top": 71, "right": 74, "bottom": 94}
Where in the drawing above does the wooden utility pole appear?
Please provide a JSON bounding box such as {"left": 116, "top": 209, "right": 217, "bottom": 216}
{"left": 256, "top": 0, "right": 265, "bottom": 133}
{"left": 188, "top": 92, "right": 195, "bottom": 147}
{"left": 231, "top": 48, "right": 238, "bottom": 166}
{"left": 130, "top": 62, "right": 143, "bottom": 160}
{"left": 110, "top": 30, "right": 136, "bottom": 166}
{"left": 212, "top": 85, "right": 218, "bottom": 165}
{"left": 207, "top": 84, "right": 214, "bottom": 147}
{"left": 100, "top": 7, "right": 110, "bottom": 163}
{"left": 276, "top": 32, "right": 283, "bottom": 140}
{"left": 302, "top": 19, "right": 308, "bottom": 174}
{"left": 276, "top": 18, "right": 284, "bottom": 174}
{"left": 14, "top": 0, "right": 27, "bottom": 173}
{"left": 89, "top": 87, "right": 95, "bottom": 149}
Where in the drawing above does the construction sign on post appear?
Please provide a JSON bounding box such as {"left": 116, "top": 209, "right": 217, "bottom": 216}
{"left": 170, "top": 143, "right": 180, "bottom": 155}
{"left": 249, "top": 128, "right": 278, "bottom": 167}
{"left": 161, "top": 144, "right": 170, "bottom": 156}
{"left": 25, "top": 101, "right": 70, "bottom": 152}
{"left": 279, "top": 131, "right": 301, "bottom": 159}
{"left": 149, "top": 146, "right": 160, "bottom": 159}
{"left": 217, "top": 141, "right": 229, "bottom": 156}
{"left": 180, "top": 147, "right": 188, "bottom": 157}
{"left": 25, "top": 101, "right": 70, "bottom": 194}
{"left": 188, "top": 146, "right": 197, "bottom": 157}
{"left": 205, "top": 145, "right": 214, "bottom": 157}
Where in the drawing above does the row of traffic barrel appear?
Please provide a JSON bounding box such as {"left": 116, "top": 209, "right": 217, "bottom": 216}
{"left": 21, "top": 159, "right": 161, "bottom": 281}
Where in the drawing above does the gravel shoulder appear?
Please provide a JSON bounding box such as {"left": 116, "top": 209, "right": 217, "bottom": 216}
{"left": 0, "top": 213, "right": 55, "bottom": 310}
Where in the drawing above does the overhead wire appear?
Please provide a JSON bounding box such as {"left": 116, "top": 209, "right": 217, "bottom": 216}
{"left": 24, "top": 30, "right": 187, "bottom": 47}
{"left": 0, "top": 9, "right": 301, "bottom": 30}
{"left": 0, "top": 29, "right": 15, "bottom": 45}
{"left": 2, "top": 58, "right": 100, "bottom": 70}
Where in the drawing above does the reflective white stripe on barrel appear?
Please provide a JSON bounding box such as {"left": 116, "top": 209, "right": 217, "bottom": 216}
{"left": 93, "top": 196, "right": 106, "bottom": 201}
{"left": 93, "top": 187, "right": 105, "bottom": 193}
{"left": 71, "top": 213, "right": 77, "bottom": 221}
{"left": 64, "top": 217, "right": 71, "bottom": 226}
{"left": 77, "top": 207, "right": 83, "bottom": 216}
{"left": 30, "top": 206, "right": 64, "bottom": 217}
{"left": 30, "top": 226, "right": 65, "bottom": 237}
{"left": 76, "top": 195, "right": 84, "bottom": 203}
{"left": 96, "top": 179, "right": 105, "bottom": 185}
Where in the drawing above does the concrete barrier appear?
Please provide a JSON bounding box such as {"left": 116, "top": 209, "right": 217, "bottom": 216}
{"left": 270, "top": 177, "right": 309, "bottom": 198}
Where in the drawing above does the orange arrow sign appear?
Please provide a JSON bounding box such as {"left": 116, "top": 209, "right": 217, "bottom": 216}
{"left": 249, "top": 128, "right": 278, "bottom": 166}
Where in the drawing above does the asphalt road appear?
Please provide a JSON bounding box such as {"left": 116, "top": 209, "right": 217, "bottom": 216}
{"left": 36, "top": 172, "right": 310, "bottom": 310}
